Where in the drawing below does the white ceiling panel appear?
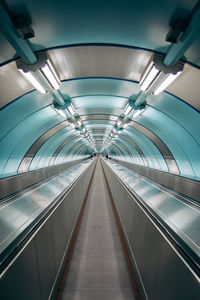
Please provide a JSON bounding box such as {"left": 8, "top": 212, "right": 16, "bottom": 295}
{"left": 48, "top": 46, "right": 152, "bottom": 82}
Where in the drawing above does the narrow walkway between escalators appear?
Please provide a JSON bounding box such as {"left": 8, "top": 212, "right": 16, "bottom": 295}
{"left": 60, "top": 158, "right": 136, "bottom": 300}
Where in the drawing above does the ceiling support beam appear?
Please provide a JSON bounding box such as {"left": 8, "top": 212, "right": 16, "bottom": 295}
{"left": 164, "top": 3, "right": 200, "bottom": 67}
{"left": 0, "top": 4, "right": 37, "bottom": 64}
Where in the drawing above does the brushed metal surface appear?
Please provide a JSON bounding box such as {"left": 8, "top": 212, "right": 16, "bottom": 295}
{"left": 0, "top": 159, "right": 96, "bottom": 300}
{"left": 83, "top": 120, "right": 115, "bottom": 125}
{"left": 104, "top": 159, "right": 200, "bottom": 259}
{"left": 0, "top": 241, "right": 41, "bottom": 300}
{"left": 81, "top": 114, "right": 118, "bottom": 121}
{"left": 35, "top": 218, "right": 56, "bottom": 300}
{"left": 111, "top": 158, "right": 200, "bottom": 202}
{"left": 49, "top": 46, "right": 151, "bottom": 82}
{"left": 153, "top": 237, "right": 200, "bottom": 300}
{"left": 0, "top": 158, "right": 87, "bottom": 200}
{"left": 0, "top": 160, "right": 92, "bottom": 260}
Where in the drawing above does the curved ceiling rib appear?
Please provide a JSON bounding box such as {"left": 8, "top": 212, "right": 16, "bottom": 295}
{"left": 18, "top": 119, "right": 69, "bottom": 172}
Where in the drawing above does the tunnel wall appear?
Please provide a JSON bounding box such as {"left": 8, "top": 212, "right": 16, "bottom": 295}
{"left": 0, "top": 159, "right": 96, "bottom": 300}
{"left": 0, "top": 47, "right": 200, "bottom": 183}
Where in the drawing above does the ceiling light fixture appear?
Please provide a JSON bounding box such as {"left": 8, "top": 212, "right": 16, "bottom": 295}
{"left": 139, "top": 54, "right": 184, "bottom": 95}
{"left": 154, "top": 72, "right": 181, "bottom": 95}
{"left": 124, "top": 104, "right": 133, "bottom": 115}
{"left": 17, "top": 52, "right": 61, "bottom": 94}
{"left": 140, "top": 64, "right": 159, "bottom": 91}
{"left": 41, "top": 61, "right": 60, "bottom": 90}
{"left": 132, "top": 108, "right": 144, "bottom": 118}
{"left": 117, "top": 119, "right": 122, "bottom": 127}
{"left": 67, "top": 104, "right": 75, "bottom": 115}
{"left": 19, "top": 69, "right": 46, "bottom": 94}
{"left": 76, "top": 119, "right": 82, "bottom": 127}
{"left": 54, "top": 108, "right": 66, "bottom": 118}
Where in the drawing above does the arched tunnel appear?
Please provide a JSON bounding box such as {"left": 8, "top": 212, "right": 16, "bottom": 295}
{"left": 0, "top": 0, "right": 200, "bottom": 299}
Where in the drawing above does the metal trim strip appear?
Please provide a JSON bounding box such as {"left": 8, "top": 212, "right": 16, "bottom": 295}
{"left": 131, "top": 121, "right": 179, "bottom": 174}
{"left": 0, "top": 158, "right": 88, "bottom": 201}
{"left": 112, "top": 158, "right": 200, "bottom": 202}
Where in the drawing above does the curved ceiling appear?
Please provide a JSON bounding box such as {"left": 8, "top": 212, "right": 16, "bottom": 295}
{"left": 0, "top": 0, "right": 200, "bottom": 181}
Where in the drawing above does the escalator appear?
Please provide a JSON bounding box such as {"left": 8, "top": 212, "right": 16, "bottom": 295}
{"left": 0, "top": 157, "right": 199, "bottom": 300}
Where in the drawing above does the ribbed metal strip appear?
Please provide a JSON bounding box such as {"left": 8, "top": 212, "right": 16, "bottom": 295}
{"left": 83, "top": 120, "right": 116, "bottom": 125}
{"left": 131, "top": 121, "right": 179, "bottom": 175}
{"left": 81, "top": 114, "right": 118, "bottom": 121}
{"left": 116, "top": 140, "right": 136, "bottom": 161}
{"left": 49, "top": 135, "right": 78, "bottom": 165}
{"left": 111, "top": 158, "right": 200, "bottom": 203}
{"left": 110, "top": 145, "right": 124, "bottom": 158}
{"left": 0, "top": 158, "right": 88, "bottom": 200}
{"left": 67, "top": 143, "right": 89, "bottom": 157}
{"left": 119, "top": 134, "right": 148, "bottom": 166}
{"left": 111, "top": 141, "right": 133, "bottom": 160}
{"left": 18, "top": 120, "right": 69, "bottom": 173}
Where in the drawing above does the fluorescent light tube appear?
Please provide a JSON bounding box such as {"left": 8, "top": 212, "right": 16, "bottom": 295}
{"left": 41, "top": 63, "right": 60, "bottom": 90}
{"left": 154, "top": 71, "right": 181, "bottom": 95}
{"left": 55, "top": 108, "right": 66, "bottom": 118}
{"left": 68, "top": 104, "right": 75, "bottom": 115}
{"left": 140, "top": 65, "right": 160, "bottom": 91}
{"left": 124, "top": 105, "right": 132, "bottom": 115}
{"left": 117, "top": 120, "right": 122, "bottom": 127}
{"left": 19, "top": 70, "right": 46, "bottom": 94}
{"left": 47, "top": 60, "right": 60, "bottom": 83}
{"left": 17, "top": 54, "right": 61, "bottom": 93}
{"left": 140, "top": 54, "right": 184, "bottom": 94}
{"left": 132, "top": 109, "right": 144, "bottom": 118}
{"left": 77, "top": 120, "right": 82, "bottom": 127}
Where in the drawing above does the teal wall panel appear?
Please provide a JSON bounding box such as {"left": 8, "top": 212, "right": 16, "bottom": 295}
{"left": 0, "top": 107, "right": 61, "bottom": 177}
{"left": 124, "top": 129, "right": 168, "bottom": 171}
{"left": 139, "top": 107, "right": 200, "bottom": 179}
{"left": 30, "top": 131, "right": 74, "bottom": 170}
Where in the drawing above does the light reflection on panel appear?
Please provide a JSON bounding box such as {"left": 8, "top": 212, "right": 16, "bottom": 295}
{"left": 0, "top": 159, "right": 92, "bottom": 258}
{"left": 73, "top": 95, "right": 127, "bottom": 109}
{"left": 0, "top": 62, "right": 33, "bottom": 109}
{"left": 49, "top": 46, "right": 151, "bottom": 82}
{"left": 105, "top": 159, "right": 200, "bottom": 258}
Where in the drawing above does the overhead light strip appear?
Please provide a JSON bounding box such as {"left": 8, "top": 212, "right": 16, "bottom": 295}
{"left": 154, "top": 71, "right": 181, "bottom": 95}
{"left": 19, "top": 70, "right": 46, "bottom": 94}
{"left": 17, "top": 52, "right": 61, "bottom": 94}
{"left": 139, "top": 54, "right": 184, "bottom": 95}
